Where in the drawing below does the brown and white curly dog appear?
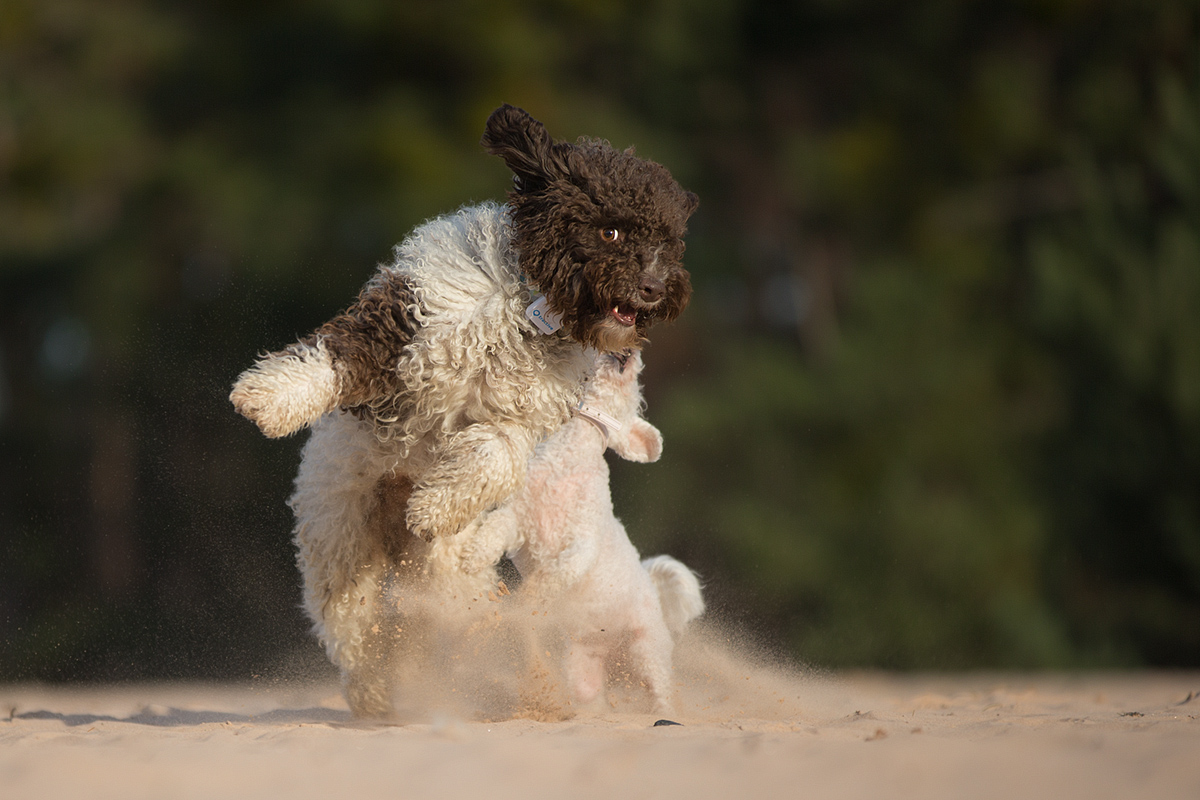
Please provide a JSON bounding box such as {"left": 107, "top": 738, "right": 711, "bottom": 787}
{"left": 229, "top": 105, "right": 697, "bottom": 717}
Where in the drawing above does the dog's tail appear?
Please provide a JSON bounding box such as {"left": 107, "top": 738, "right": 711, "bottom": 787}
{"left": 642, "top": 555, "right": 705, "bottom": 640}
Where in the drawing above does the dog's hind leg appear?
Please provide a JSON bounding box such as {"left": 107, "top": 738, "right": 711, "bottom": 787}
{"left": 627, "top": 618, "right": 678, "bottom": 715}
{"left": 342, "top": 593, "right": 401, "bottom": 719}
{"left": 563, "top": 639, "right": 608, "bottom": 711}
{"left": 290, "top": 414, "right": 405, "bottom": 718}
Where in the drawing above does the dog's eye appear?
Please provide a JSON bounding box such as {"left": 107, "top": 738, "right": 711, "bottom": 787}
{"left": 601, "top": 228, "right": 620, "bottom": 243}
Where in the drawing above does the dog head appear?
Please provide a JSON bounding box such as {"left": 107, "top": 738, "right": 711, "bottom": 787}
{"left": 481, "top": 104, "right": 698, "bottom": 353}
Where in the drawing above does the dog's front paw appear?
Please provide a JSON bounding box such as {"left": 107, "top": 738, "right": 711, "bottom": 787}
{"left": 230, "top": 342, "right": 340, "bottom": 438}
{"left": 405, "top": 500, "right": 452, "bottom": 542}
{"left": 405, "top": 486, "right": 471, "bottom": 541}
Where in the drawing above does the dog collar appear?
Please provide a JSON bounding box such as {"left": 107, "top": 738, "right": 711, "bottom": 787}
{"left": 575, "top": 402, "right": 622, "bottom": 444}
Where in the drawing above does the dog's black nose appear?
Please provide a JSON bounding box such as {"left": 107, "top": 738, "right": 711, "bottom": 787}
{"left": 638, "top": 274, "right": 665, "bottom": 303}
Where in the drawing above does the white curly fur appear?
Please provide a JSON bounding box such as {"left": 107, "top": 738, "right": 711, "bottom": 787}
{"left": 229, "top": 340, "right": 340, "bottom": 439}
{"left": 239, "top": 203, "right": 594, "bottom": 717}
{"left": 440, "top": 350, "right": 705, "bottom": 714}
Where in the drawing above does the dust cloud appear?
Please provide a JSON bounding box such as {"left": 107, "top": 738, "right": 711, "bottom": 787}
{"left": 288, "top": 587, "right": 838, "bottom": 726}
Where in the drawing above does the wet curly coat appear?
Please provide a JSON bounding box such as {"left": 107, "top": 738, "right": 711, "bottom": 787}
{"left": 228, "top": 105, "right": 697, "bottom": 717}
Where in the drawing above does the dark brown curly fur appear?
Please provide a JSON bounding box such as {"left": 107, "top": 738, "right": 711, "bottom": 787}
{"left": 290, "top": 270, "right": 421, "bottom": 421}
{"left": 482, "top": 105, "right": 697, "bottom": 352}
{"left": 259, "top": 105, "right": 697, "bottom": 427}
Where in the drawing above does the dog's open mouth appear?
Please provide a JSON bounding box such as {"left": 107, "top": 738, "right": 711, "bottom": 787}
{"left": 610, "top": 304, "right": 638, "bottom": 327}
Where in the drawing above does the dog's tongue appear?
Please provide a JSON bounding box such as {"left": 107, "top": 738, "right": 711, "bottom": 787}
{"left": 610, "top": 304, "right": 637, "bottom": 327}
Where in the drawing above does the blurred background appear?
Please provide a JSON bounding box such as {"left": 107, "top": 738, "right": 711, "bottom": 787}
{"left": 2, "top": 0, "right": 1199, "bottom": 682}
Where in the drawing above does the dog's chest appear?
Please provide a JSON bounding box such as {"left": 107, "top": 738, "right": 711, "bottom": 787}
{"left": 376, "top": 202, "right": 591, "bottom": 447}
{"left": 409, "top": 324, "right": 587, "bottom": 429}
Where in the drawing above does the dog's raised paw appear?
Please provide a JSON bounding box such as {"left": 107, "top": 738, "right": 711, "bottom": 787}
{"left": 405, "top": 479, "right": 496, "bottom": 541}
{"left": 405, "top": 495, "right": 457, "bottom": 541}
{"left": 230, "top": 342, "right": 340, "bottom": 438}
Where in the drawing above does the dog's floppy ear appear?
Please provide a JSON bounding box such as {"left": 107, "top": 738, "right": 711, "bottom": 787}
{"left": 610, "top": 418, "right": 663, "bottom": 464}
{"left": 481, "top": 104, "right": 569, "bottom": 190}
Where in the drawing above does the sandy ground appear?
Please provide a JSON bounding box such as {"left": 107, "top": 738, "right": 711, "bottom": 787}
{"left": 3, "top": 634, "right": 1198, "bottom": 800}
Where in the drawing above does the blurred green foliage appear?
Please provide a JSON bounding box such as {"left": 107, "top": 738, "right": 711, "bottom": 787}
{"left": 1, "top": 0, "right": 1198, "bottom": 679}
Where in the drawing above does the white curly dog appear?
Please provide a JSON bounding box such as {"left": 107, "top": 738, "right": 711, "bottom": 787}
{"left": 447, "top": 349, "right": 704, "bottom": 714}
{"left": 229, "top": 106, "right": 697, "bottom": 717}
